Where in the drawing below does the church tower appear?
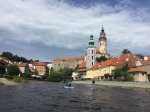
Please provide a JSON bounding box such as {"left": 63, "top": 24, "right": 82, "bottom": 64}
{"left": 86, "top": 35, "right": 96, "bottom": 69}
{"left": 99, "top": 27, "right": 107, "bottom": 54}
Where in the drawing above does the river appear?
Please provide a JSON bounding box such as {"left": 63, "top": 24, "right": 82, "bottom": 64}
{"left": 0, "top": 81, "right": 149, "bottom": 112}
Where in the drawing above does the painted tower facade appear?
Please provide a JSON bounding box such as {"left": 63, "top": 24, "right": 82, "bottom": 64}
{"left": 86, "top": 35, "right": 96, "bottom": 69}
{"left": 99, "top": 27, "right": 107, "bottom": 54}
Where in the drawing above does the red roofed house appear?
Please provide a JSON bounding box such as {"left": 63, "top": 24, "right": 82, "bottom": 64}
{"left": 53, "top": 57, "right": 84, "bottom": 71}
{"left": 32, "top": 62, "right": 48, "bottom": 76}
{"left": 129, "top": 66, "right": 148, "bottom": 82}
{"left": 18, "top": 63, "right": 30, "bottom": 75}
{"left": 78, "top": 61, "right": 86, "bottom": 79}
{"left": 86, "top": 57, "right": 124, "bottom": 79}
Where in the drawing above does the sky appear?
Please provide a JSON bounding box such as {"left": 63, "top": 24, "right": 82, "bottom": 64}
{"left": 0, "top": 0, "right": 150, "bottom": 62}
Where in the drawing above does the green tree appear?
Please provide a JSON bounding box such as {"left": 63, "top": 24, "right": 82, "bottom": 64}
{"left": 48, "top": 68, "right": 74, "bottom": 82}
{"left": 122, "top": 63, "right": 130, "bottom": 72}
{"left": 96, "top": 56, "right": 107, "bottom": 62}
{"left": 135, "top": 54, "right": 144, "bottom": 60}
{"left": 48, "top": 71, "right": 63, "bottom": 82}
{"left": 122, "top": 49, "right": 131, "bottom": 54}
{"left": 6, "top": 65, "right": 20, "bottom": 76}
{"left": 74, "top": 64, "right": 79, "bottom": 71}
{"left": 0, "top": 66, "right": 6, "bottom": 76}
{"left": 125, "top": 74, "right": 134, "bottom": 81}
{"left": 113, "top": 68, "right": 123, "bottom": 79}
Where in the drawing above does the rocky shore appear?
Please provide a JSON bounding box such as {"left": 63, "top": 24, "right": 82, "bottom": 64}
{"left": 73, "top": 80, "right": 150, "bottom": 90}
{"left": 0, "top": 78, "right": 17, "bottom": 86}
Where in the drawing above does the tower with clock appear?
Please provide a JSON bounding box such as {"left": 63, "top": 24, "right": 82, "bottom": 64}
{"left": 99, "top": 27, "right": 107, "bottom": 54}
{"left": 86, "top": 35, "right": 96, "bottom": 69}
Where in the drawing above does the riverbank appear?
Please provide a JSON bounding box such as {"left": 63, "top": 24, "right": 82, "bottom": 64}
{"left": 73, "top": 80, "right": 150, "bottom": 91}
{"left": 0, "top": 78, "right": 17, "bottom": 86}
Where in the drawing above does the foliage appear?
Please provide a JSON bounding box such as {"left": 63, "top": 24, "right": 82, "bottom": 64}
{"left": 122, "top": 49, "right": 131, "bottom": 54}
{"left": 125, "top": 74, "right": 134, "bottom": 81}
{"left": 6, "top": 65, "right": 20, "bottom": 76}
{"left": 96, "top": 56, "right": 107, "bottom": 62}
{"left": 74, "top": 64, "right": 79, "bottom": 71}
{"left": 122, "top": 63, "right": 130, "bottom": 72}
{"left": 48, "top": 68, "right": 73, "bottom": 82}
{"left": 114, "top": 63, "right": 130, "bottom": 80}
{"left": 135, "top": 54, "right": 144, "bottom": 60}
{"left": 0, "top": 66, "right": 6, "bottom": 75}
{"left": 1, "top": 51, "right": 33, "bottom": 63}
{"left": 4, "top": 75, "right": 14, "bottom": 80}
{"left": 48, "top": 71, "right": 63, "bottom": 82}
{"left": 113, "top": 68, "right": 123, "bottom": 79}
{"left": 22, "top": 73, "right": 31, "bottom": 78}
{"left": 13, "top": 76, "right": 27, "bottom": 83}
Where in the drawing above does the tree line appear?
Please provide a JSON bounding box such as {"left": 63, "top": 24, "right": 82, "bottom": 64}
{"left": 1, "top": 51, "right": 33, "bottom": 63}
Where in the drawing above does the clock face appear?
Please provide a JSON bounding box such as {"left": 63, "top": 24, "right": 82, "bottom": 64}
{"left": 100, "top": 41, "right": 106, "bottom": 46}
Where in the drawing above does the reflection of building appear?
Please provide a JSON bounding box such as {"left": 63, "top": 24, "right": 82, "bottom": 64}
{"left": 53, "top": 57, "right": 84, "bottom": 71}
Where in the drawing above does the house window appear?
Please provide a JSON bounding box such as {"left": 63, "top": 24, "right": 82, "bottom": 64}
{"left": 92, "top": 50, "right": 93, "bottom": 54}
{"left": 92, "top": 56, "right": 93, "bottom": 60}
{"left": 92, "top": 62, "right": 93, "bottom": 66}
{"left": 142, "top": 73, "right": 144, "bottom": 76}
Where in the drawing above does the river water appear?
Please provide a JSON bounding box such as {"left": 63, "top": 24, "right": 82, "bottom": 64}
{"left": 0, "top": 81, "right": 149, "bottom": 112}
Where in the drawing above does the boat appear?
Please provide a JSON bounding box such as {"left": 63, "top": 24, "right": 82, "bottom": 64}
{"left": 64, "top": 86, "right": 74, "bottom": 89}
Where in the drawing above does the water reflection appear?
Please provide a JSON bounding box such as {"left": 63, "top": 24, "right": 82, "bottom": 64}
{"left": 0, "top": 81, "right": 149, "bottom": 112}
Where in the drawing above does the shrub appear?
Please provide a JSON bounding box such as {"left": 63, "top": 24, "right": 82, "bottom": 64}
{"left": 22, "top": 73, "right": 31, "bottom": 78}
{"left": 4, "top": 75, "right": 13, "bottom": 80}
{"left": 125, "top": 74, "right": 134, "bottom": 82}
{"left": 48, "top": 71, "right": 63, "bottom": 82}
{"left": 6, "top": 65, "right": 20, "bottom": 76}
{"left": 47, "top": 68, "right": 74, "bottom": 82}
{"left": 13, "top": 76, "right": 27, "bottom": 83}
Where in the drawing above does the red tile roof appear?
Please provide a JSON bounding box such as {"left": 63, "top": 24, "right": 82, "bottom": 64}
{"left": 79, "top": 61, "right": 86, "bottom": 68}
{"left": 91, "top": 58, "right": 124, "bottom": 70}
{"left": 18, "top": 63, "right": 28, "bottom": 67}
{"left": 129, "top": 67, "right": 146, "bottom": 73}
{"left": 141, "top": 60, "right": 150, "bottom": 66}
{"left": 54, "top": 57, "right": 84, "bottom": 61}
{"left": 32, "top": 62, "right": 47, "bottom": 66}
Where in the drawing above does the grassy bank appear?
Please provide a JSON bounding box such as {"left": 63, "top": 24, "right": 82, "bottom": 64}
{"left": 73, "top": 80, "right": 150, "bottom": 92}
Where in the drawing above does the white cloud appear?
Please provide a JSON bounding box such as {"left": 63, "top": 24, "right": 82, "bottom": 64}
{"left": 0, "top": 0, "right": 150, "bottom": 57}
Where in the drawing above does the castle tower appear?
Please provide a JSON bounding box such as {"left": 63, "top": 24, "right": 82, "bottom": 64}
{"left": 99, "top": 27, "right": 107, "bottom": 54}
{"left": 86, "top": 35, "right": 96, "bottom": 69}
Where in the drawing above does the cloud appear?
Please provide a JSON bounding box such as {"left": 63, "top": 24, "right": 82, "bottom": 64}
{"left": 0, "top": 0, "right": 150, "bottom": 61}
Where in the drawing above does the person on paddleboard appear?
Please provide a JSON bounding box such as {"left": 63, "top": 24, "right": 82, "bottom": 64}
{"left": 66, "top": 79, "right": 72, "bottom": 87}
{"left": 92, "top": 79, "right": 96, "bottom": 89}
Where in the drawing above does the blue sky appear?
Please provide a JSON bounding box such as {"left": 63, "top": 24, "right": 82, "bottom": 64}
{"left": 0, "top": 0, "right": 150, "bottom": 62}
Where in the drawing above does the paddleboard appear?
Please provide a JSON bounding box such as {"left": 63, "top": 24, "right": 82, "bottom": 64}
{"left": 64, "top": 86, "right": 74, "bottom": 89}
{"left": 91, "top": 88, "right": 96, "bottom": 90}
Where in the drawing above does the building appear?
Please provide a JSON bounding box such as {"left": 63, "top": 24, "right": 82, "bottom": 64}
{"left": 53, "top": 57, "right": 84, "bottom": 71}
{"left": 78, "top": 60, "right": 86, "bottom": 79}
{"left": 86, "top": 35, "right": 96, "bottom": 69}
{"left": 129, "top": 67, "right": 148, "bottom": 82}
{"left": 85, "top": 57, "right": 124, "bottom": 79}
{"left": 96, "top": 27, "right": 110, "bottom": 58}
{"left": 32, "top": 62, "right": 48, "bottom": 76}
{"left": 18, "top": 62, "right": 30, "bottom": 74}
